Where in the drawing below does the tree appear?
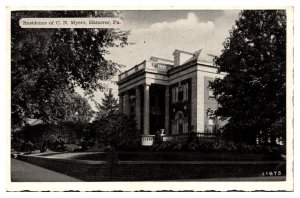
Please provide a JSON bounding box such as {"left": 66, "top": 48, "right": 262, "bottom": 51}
{"left": 93, "top": 113, "right": 140, "bottom": 150}
{"left": 15, "top": 121, "right": 93, "bottom": 152}
{"left": 46, "top": 89, "right": 94, "bottom": 123}
{"left": 95, "top": 88, "right": 119, "bottom": 119}
{"left": 210, "top": 10, "right": 286, "bottom": 145}
{"left": 11, "top": 11, "right": 129, "bottom": 129}
{"left": 11, "top": 89, "right": 95, "bottom": 152}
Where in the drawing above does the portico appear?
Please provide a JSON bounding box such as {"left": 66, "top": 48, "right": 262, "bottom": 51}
{"left": 119, "top": 83, "right": 168, "bottom": 138}
{"left": 117, "top": 59, "right": 171, "bottom": 144}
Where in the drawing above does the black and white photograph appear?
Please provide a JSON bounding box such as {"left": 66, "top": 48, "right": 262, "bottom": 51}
{"left": 6, "top": 6, "right": 293, "bottom": 192}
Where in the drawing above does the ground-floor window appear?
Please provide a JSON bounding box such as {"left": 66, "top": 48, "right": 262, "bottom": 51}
{"left": 207, "top": 117, "right": 216, "bottom": 133}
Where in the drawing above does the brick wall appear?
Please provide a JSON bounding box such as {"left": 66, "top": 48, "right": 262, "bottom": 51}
{"left": 17, "top": 155, "right": 286, "bottom": 181}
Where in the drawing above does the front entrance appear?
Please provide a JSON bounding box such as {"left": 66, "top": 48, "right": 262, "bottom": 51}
{"left": 172, "top": 111, "right": 189, "bottom": 135}
{"left": 149, "top": 85, "right": 165, "bottom": 135}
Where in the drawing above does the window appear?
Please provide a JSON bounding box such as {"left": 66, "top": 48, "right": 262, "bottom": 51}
{"left": 171, "top": 121, "right": 177, "bottom": 135}
{"left": 183, "top": 117, "right": 189, "bottom": 134}
{"left": 208, "top": 90, "right": 215, "bottom": 98}
{"left": 184, "top": 84, "right": 189, "bottom": 100}
{"left": 208, "top": 118, "right": 215, "bottom": 126}
{"left": 172, "top": 82, "right": 189, "bottom": 103}
{"left": 178, "top": 123, "right": 183, "bottom": 134}
{"left": 177, "top": 113, "right": 183, "bottom": 134}
{"left": 208, "top": 77, "right": 215, "bottom": 98}
{"left": 208, "top": 117, "right": 216, "bottom": 133}
{"left": 178, "top": 90, "right": 184, "bottom": 101}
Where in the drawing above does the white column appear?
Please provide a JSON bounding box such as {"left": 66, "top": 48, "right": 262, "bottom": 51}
{"left": 135, "top": 87, "right": 141, "bottom": 130}
{"left": 164, "top": 87, "right": 169, "bottom": 135}
{"left": 143, "top": 84, "right": 150, "bottom": 135}
{"left": 119, "top": 94, "right": 123, "bottom": 113}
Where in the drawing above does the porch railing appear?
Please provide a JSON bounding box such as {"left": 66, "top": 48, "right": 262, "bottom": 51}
{"left": 196, "top": 132, "right": 216, "bottom": 138}
{"left": 163, "top": 132, "right": 217, "bottom": 142}
{"left": 119, "top": 61, "right": 173, "bottom": 81}
{"left": 141, "top": 135, "right": 155, "bottom": 146}
{"left": 141, "top": 133, "right": 217, "bottom": 146}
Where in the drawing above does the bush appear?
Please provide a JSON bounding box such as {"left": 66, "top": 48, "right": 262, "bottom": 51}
{"left": 64, "top": 144, "right": 82, "bottom": 152}
{"left": 186, "top": 132, "right": 200, "bottom": 151}
{"left": 150, "top": 139, "right": 186, "bottom": 152}
{"left": 14, "top": 121, "right": 94, "bottom": 152}
{"left": 11, "top": 132, "right": 25, "bottom": 152}
{"left": 92, "top": 113, "right": 140, "bottom": 151}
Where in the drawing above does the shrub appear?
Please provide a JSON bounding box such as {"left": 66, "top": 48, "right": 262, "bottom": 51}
{"left": 15, "top": 121, "right": 94, "bottom": 152}
{"left": 64, "top": 144, "right": 82, "bottom": 152}
{"left": 186, "top": 132, "right": 200, "bottom": 151}
{"left": 93, "top": 113, "right": 140, "bottom": 151}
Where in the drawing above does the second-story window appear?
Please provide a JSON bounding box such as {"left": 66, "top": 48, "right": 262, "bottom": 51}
{"left": 172, "top": 82, "right": 188, "bottom": 103}
{"left": 178, "top": 87, "right": 184, "bottom": 101}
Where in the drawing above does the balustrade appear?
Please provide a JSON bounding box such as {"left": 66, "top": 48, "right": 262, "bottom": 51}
{"left": 118, "top": 61, "right": 173, "bottom": 81}
{"left": 141, "top": 135, "right": 155, "bottom": 146}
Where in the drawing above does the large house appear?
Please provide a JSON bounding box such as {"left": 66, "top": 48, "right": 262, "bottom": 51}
{"left": 117, "top": 49, "right": 226, "bottom": 146}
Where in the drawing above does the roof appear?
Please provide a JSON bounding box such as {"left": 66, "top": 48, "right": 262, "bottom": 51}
{"left": 172, "top": 49, "right": 195, "bottom": 56}
{"left": 182, "top": 49, "right": 217, "bottom": 65}
{"left": 149, "top": 56, "right": 174, "bottom": 64}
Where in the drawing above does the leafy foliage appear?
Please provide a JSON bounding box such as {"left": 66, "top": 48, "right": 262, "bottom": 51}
{"left": 210, "top": 10, "right": 286, "bottom": 144}
{"left": 42, "top": 89, "right": 94, "bottom": 123}
{"left": 12, "top": 121, "right": 94, "bottom": 152}
{"left": 95, "top": 88, "right": 119, "bottom": 119}
{"left": 93, "top": 113, "right": 140, "bottom": 150}
{"left": 11, "top": 11, "right": 129, "bottom": 129}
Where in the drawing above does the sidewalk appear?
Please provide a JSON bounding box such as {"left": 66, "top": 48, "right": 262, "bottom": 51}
{"left": 11, "top": 158, "right": 81, "bottom": 182}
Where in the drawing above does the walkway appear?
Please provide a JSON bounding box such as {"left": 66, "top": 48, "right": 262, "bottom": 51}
{"left": 11, "top": 158, "right": 81, "bottom": 182}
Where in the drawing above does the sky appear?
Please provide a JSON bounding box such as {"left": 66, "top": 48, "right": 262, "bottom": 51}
{"left": 80, "top": 10, "right": 240, "bottom": 110}
{"left": 108, "top": 10, "right": 240, "bottom": 69}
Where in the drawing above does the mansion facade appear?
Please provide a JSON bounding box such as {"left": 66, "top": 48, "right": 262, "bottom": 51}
{"left": 117, "top": 49, "right": 226, "bottom": 146}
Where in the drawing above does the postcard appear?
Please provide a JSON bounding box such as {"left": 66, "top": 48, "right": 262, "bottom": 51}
{"left": 6, "top": 6, "right": 294, "bottom": 192}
